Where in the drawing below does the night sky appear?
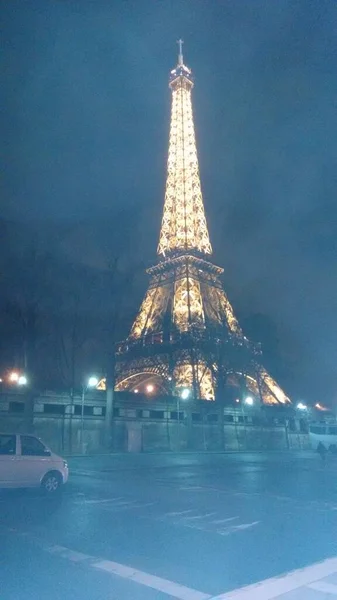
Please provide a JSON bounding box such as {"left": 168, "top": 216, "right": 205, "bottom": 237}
{"left": 2, "top": 1, "right": 337, "bottom": 403}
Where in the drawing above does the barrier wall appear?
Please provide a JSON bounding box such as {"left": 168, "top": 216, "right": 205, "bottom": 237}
{"left": 0, "top": 390, "right": 310, "bottom": 454}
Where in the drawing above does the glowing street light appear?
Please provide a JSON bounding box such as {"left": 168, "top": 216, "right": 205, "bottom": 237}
{"left": 81, "top": 375, "right": 99, "bottom": 454}
{"left": 180, "top": 388, "right": 191, "bottom": 400}
{"left": 244, "top": 396, "right": 254, "bottom": 406}
{"left": 177, "top": 388, "right": 191, "bottom": 450}
{"left": 9, "top": 372, "right": 19, "bottom": 383}
{"left": 8, "top": 372, "right": 27, "bottom": 386}
{"left": 296, "top": 402, "right": 307, "bottom": 410}
{"left": 87, "top": 376, "right": 99, "bottom": 388}
{"left": 146, "top": 384, "right": 154, "bottom": 393}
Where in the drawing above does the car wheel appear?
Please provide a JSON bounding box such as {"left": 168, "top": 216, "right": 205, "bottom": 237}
{"left": 41, "top": 471, "right": 62, "bottom": 494}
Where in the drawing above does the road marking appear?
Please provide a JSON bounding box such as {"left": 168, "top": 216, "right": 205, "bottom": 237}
{"left": 173, "top": 484, "right": 337, "bottom": 513}
{"left": 79, "top": 497, "right": 124, "bottom": 504}
{"left": 166, "top": 509, "right": 194, "bottom": 516}
{"left": 158, "top": 510, "right": 259, "bottom": 537}
{"left": 43, "top": 540, "right": 211, "bottom": 599}
{"left": 211, "top": 517, "right": 239, "bottom": 525}
{"left": 183, "top": 513, "right": 216, "bottom": 521}
{"left": 48, "top": 545, "right": 92, "bottom": 563}
{"left": 100, "top": 501, "right": 156, "bottom": 512}
{"left": 94, "top": 559, "right": 211, "bottom": 599}
{"left": 308, "top": 580, "right": 337, "bottom": 594}
{"left": 102, "top": 500, "right": 136, "bottom": 507}
{"left": 209, "top": 555, "right": 337, "bottom": 599}
{"left": 217, "top": 522, "right": 259, "bottom": 536}
{"left": 230, "top": 521, "right": 259, "bottom": 531}
{"left": 6, "top": 528, "right": 211, "bottom": 600}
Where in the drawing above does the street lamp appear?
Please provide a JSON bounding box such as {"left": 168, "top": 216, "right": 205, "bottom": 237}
{"left": 177, "top": 388, "right": 191, "bottom": 450}
{"left": 181, "top": 388, "right": 190, "bottom": 401}
{"left": 146, "top": 384, "right": 154, "bottom": 393}
{"left": 8, "top": 372, "right": 28, "bottom": 386}
{"left": 81, "top": 375, "right": 99, "bottom": 454}
{"left": 244, "top": 396, "right": 254, "bottom": 406}
{"left": 9, "top": 372, "right": 19, "bottom": 383}
{"left": 88, "top": 376, "right": 99, "bottom": 388}
{"left": 296, "top": 402, "right": 307, "bottom": 411}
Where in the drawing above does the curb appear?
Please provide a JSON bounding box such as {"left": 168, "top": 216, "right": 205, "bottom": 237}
{"left": 66, "top": 449, "right": 313, "bottom": 459}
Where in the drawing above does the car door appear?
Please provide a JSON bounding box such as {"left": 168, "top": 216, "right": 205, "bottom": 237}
{"left": 16, "top": 435, "right": 52, "bottom": 487}
{"left": 0, "top": 434, "right": 18, "bottom": 486}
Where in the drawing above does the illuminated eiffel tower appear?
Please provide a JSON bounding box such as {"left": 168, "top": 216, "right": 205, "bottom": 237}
{"left": 103, "top": 42, "right": 290, "bottom": 405}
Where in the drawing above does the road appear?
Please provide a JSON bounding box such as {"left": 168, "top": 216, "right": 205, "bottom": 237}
{"left": 2, "top": 452, "right": 337, "bottom": 599}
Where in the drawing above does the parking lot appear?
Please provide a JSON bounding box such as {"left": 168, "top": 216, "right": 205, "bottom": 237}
{"left": 2, "top": 452, "right": 337, "bottom": 599}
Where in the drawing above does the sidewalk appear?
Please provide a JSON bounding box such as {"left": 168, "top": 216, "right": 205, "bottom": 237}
{"left": 212, "top": 555, "right": 337, "bottom": 599}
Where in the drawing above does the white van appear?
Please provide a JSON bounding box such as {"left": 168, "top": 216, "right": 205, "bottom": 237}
{"left": 0, "top": 433, "right": 69, "bottom": 493}
{"left": 309, "top": 422, "right": 337, "bottom": 453}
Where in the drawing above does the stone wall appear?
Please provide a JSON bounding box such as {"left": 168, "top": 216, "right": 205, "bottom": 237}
{"left": 0, "top": 389, "right": 311, "bottom": 454}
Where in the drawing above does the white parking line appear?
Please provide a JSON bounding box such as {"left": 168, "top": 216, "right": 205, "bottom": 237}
{"left": 48, "top": 545, "right": 92, "bottom": 563}
{"left": 94, "top": 559, "right": 211, "bottom": 599}
{"left": 4, "top": 527, "right": 211, "bottom": 600}
{"left": 211, "top": 517, "right": 238, "bottom": 525}
{"left": 100, "top": 501, "right": 156, "bottom": 512}
{"left": 209, "top": 555, "right": 337, "bottom": 599}
{"left": 44, "top": 541, "right": 211, "bottom": 600}
{"left": 308, "top": 580, "right": 337, "bottom": 594}
{"left": 166, "top": 509, "right": 194, "bottom": 516}
{"left": 184, "top": 513, "right": 216, "bottom": 521}
{"left": 79, "top": 497, "right": 124, "bottom": 504}
{"left": 229, "top": 521, "right": 259, "bottom": 532}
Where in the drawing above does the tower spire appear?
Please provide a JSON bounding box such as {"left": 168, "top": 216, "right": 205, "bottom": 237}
{"left": 177, "top": 38, "right": 184, "bottom": 65}
{"left": 157, "top": 44, "right": 212, "bottom": 256}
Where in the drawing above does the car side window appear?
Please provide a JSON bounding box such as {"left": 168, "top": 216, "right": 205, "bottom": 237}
{"left": 0, "top": 435, "right": 16, "bottom": 455}
{"left": 20, "top": 436, "right": 49, "bottom": 457}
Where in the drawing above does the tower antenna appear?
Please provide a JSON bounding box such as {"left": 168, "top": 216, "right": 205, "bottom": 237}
{"left": 177, "top": 39, "right": 184, "bottom": 66}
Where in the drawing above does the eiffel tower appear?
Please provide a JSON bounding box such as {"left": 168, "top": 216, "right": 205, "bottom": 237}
{"left": 104, "top": 42, "right": 290, "bottom": 405}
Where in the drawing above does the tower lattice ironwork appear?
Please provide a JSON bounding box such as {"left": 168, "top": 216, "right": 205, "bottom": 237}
{"left": 100, "top": 43, "right": 290, "bottom": 405}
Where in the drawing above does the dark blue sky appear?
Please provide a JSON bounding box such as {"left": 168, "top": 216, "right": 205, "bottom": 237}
{"left": 2, "top": 0, "right": 337, "bottom": 403}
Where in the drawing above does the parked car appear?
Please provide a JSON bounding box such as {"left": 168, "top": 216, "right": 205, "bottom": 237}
{"left": 0, "top": 433, "right": 68, "bottom": 493}
{"left": 309, "top": 422, "right": 337, "bottom": 454}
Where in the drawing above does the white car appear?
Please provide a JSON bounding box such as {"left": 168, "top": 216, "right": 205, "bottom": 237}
{"left": 0, "top": 433, "right": 69, "bottom": 493}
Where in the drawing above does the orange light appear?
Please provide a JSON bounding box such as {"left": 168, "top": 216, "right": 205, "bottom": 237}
{"left": 9, "top": 372, "right": 19, "bottom": 382}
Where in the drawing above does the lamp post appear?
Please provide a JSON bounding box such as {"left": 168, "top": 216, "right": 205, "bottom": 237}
{"left": 8, "top": 371, "right": 28, "bottom": 386}
{"left": 239, "top": 396, "right": 254, "bottom": 449}
{"left": 177, "top": 388, "right": 191, "bottom": 450}
{"left": 239, "top": 396, "right": 254, "bottom": 420}
{"left": 244, "top": 396, "right": 254, "bottom": 406}
{"left": 81, "top": 376, "right": 99, "bottom": 454}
